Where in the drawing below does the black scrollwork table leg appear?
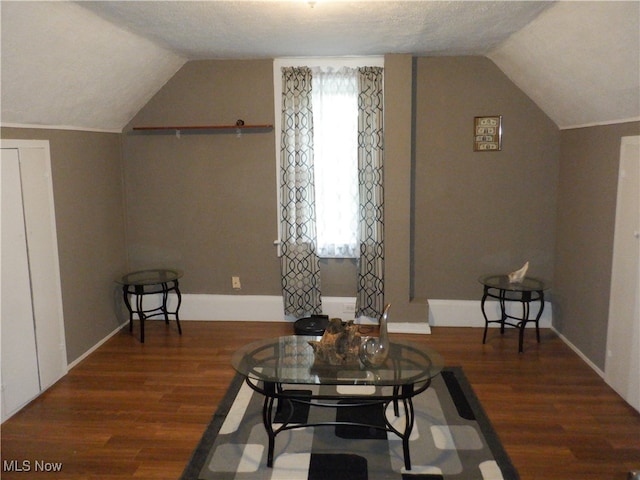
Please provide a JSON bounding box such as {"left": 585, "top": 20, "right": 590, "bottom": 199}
{"left": 481, "top": 285, "right": 491, "bottom": 344}
{"left": 262, "top": 381, "right": 277, "bottom": 468}
{"left": 123, "top": 285, "right": 134, "bottom": 333}
{"left": 135, "top": 285, "right": 147, "bottom": 343}
{"left": 172, "top": 280, "right": 182, "bottom": 335}
{"left": 400, "top": 383, "right": 415, "bottom": 470}
{"left": 517, "top": 291, "right": 531, "bottom": 353}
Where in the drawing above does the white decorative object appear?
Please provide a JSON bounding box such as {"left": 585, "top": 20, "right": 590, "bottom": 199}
{"left": 508, "top": 261, "right": 529, "bottom": 284}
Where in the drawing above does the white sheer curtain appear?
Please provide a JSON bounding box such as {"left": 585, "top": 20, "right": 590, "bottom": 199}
{"left": 311, "top": 67, "right": 359, "bottom": 258}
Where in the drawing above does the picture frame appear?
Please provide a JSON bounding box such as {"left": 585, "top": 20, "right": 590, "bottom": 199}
{"left": 474, "top": 116, "right": 502, "bottom": 151}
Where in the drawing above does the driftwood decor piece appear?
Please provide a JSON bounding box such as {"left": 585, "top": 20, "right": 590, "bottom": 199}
{"left": 308, "top": 318, "right": 361, "bottom": 366}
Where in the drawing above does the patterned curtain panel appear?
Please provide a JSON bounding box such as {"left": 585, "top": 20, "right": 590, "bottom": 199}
{"left": 355, "top": 67, "right": 385, "bottom": 318}
{"left": 280, "top": 67, "right": 322, "bottom": 317}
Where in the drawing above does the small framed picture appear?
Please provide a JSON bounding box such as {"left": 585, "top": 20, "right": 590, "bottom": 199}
{"left": 474, "top": 116, "right": 502, "bottom": 151}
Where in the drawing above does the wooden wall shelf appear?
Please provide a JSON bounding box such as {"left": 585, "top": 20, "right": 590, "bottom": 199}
{"left": 130, "top": 124, "right": 273, "bottom": 136}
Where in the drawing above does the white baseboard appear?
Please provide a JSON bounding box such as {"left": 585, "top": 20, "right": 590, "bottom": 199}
{"left": 132, "top": 293, "right": 431, "bottom": 333}
{"left": 123, "top": 294, "right": 551, "bottom": 331}
{"left": 138, "top": 294, "right": 364, "bottom": 322}
{"left": 180, "top": 294, "right": 285, "bottom": 321}
{"left": 387, "top": 322, "right": 431, "bottom": 334}
{"left": 427, "top": 299, "right": 552, "bottom": 328}
{"left": 68, "top": 322, "right": 127, "bottom": 370}
{"left": 551, "top": 326, "right": 605, "bottom": 378}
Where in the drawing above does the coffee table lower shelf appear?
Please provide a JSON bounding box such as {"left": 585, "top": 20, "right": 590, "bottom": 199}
{"left": 243, "top": 376, "right": 432, "bottom": 471}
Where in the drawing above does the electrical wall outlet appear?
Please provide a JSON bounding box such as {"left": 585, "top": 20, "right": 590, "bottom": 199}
{"left": 232, "top": 276, "right": 241, "bottom": 289}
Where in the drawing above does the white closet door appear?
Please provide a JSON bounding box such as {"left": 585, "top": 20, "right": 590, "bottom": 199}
{"left": 17, "top": 146, "right": 67, "bottom": 390}
{"left": 1, "top": 141, "right": 67, "bottom": 422}
{"left": 606, "top": 135, "right": 640, "bottom": 413}
{"left": 1, "top": 148, "right": 41, "bottom": 420}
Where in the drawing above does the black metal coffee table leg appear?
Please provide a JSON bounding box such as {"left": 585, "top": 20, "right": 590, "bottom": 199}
{"left": 262, "top": 381, "right": 277, "bottom": 468}
{"left": 401, "top": 384, "right": 415, "bottom": 470}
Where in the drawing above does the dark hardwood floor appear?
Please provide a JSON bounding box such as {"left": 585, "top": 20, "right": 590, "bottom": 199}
{"left": 1, "top": 320, "right": 639, "bottom": 479}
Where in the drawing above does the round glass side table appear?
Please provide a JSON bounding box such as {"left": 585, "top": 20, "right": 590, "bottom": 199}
{"left": 116, "top": 269, "right": 183, "bottom": 343}
{"left": 478, "top": 274, "right": 549, "bottom": 353}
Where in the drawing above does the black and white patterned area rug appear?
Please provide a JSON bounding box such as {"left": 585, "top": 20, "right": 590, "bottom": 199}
{"left": 181, "top": 367, "right": 519, "bottom": 479}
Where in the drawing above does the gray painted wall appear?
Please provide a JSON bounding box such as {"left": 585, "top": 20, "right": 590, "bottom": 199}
{"left": 123, "top": 56, "right": 561, "bottom": 311}
{"left": 554, "top": 121, "right": 640, "bottom": 369}
{"left": 122, "top": 59, "right": 282, "bottom": 296}
{"left": 413, "top": 56, "right": 559, "bottom": 300}
{"left": 0, "top": 127, "right": 127, "bottom": 363}
{"left": 122, "top": 59, "right": 366, "bottom": 299}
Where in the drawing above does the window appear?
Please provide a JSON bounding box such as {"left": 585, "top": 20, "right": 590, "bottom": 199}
{"left": 312, "top": 67, "right": 359, "bottom": 257}
{"left": 273, "top": 57, "right": 384, "bottom": 259}
{"left": 276, "top": 58, "right": 385, "bottom": 317}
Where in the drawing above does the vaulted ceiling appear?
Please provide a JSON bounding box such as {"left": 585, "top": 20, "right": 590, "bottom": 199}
{"left": 1, "top": 1, "right": 638, "bottom": 132}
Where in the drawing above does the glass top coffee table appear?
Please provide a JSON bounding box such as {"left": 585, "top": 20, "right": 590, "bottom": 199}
{"left": 231, "top": 335, "right": 444, "bottom": 470}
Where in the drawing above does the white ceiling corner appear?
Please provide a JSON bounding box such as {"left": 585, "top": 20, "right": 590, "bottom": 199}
{"left": 489, "top": 1, "right": 640, "bottom": 129}
{"left": 0, "top": 1, "right": 186, "bottom": 132}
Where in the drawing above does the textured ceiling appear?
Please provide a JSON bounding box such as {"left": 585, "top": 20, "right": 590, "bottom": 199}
{"left": 1, "top": 1, "right": 638, "bottom": 132}
{"left": 79, "top": 1, "right": 552, "bottom": 58}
